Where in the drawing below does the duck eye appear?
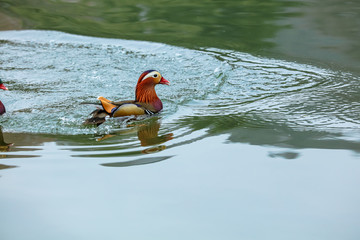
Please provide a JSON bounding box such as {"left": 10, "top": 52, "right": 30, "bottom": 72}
{"left": 153, "top": 74, "right": 158, "bottom": 78}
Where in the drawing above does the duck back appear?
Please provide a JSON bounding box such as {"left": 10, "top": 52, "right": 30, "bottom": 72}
{"left": 0, "top": 101, "right": 5, "bottom": 115}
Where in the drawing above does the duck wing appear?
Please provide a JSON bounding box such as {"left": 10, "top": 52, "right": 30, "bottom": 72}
{"left": 0, "top": 101, "right": 5, "bottom": 115}
{"left": 85, "top": 97, "right": 158, "bottom": 126}
{"left": 98, "top": 96, "right": 154, "bottom": 117}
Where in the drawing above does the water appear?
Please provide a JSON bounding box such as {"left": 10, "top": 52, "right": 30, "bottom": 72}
{"left": 1, "top": 30, "right": 359, "bottom": 151}
{"left": 1, "top": 1, "right": 360, "bottom": 239}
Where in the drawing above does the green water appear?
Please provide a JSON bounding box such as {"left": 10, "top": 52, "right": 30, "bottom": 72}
{"left": 1, "top": 0, "right": 297, "bottom": 50}
{"left": 1, "top": 0, "right": 359, "bottom": 72}
{"left": 0, "top": 1, "right": 360, "bottom": 240}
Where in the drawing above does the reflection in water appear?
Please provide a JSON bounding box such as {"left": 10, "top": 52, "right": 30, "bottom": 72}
{"left": 268, "top": 151, "right": 300, "bottom": 160}
{"left": 97, "top": 117, "right": 173, "bottom": 148}
{"left": 0, "top": 0, "right": 299, "bottom": 53}
{"left": 101, "top": 156, "right": 173, "bottom": 167}
{"left": 0, "top": 163, "right": 17, "bottom": 170}
{"left": 136, "top": 119, "right": 173, "bottom": 148}
{"left": 1, "top": 0, "right": 358, "bottom": 72}
{"left": 172, "top": 113, "right": 360, "bottom": 153}
{"left": 0, "top": 126, "right": 13, "bottom": 153}
{"left": 97, "top": 118, "right": 174, "bottom": 166}
{"left": 0, "top": 125, "right": 16, "bottom": 169}
{"left": 69, "top": 117, "right": 173, "bottom": 160}
{"left": 272, "top": 0, "right": 360, "bottom": 72}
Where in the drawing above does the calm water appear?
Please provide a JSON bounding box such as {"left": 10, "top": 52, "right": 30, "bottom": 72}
{"left": 0, "top": 1, "right": 360, "bottom": 240}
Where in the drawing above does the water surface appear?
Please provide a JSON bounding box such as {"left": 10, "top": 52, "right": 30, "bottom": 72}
{"left": 0, "top": 1, "right": 360, "bottom": 239}
{"left": 1, "top": 0, "right": 359, "bottom": 72}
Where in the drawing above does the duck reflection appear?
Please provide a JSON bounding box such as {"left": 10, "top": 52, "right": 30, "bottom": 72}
{"left": 97, "top": 117, "right": 173, "bottom": 154}
{"left": 0, "top": 125, "right": 16, "bottom": 170}
{"left": 0, "top": 126, "right": 13, "bottom": 153}
{"left": 98, "top": 118, "right": 174, "bottom": 167}
{"left": 136, "top": 119, "right": 173, "bottom": 153}
{"left": 0, "top": 163, "right": 17, "bottom": 170}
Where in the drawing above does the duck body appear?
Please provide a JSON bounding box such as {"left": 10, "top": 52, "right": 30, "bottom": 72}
{"left": 85, "top": 70, "right": 169, "bottom": 126}
{"left": 0, "top": 101, "right": 5, "bottom": 115}
{"left": 0, "top": 79, "right": 8, "bottom": 115}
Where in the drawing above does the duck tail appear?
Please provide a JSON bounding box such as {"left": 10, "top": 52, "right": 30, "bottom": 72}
{"left": 83, "top": 108, "right": 109, "bottom": 126}
{"left": 98, "top": 96, "right": 117, "bottom": 114}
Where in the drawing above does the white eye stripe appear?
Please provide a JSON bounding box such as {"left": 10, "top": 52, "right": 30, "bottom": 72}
{"left": 141, "top": 71, "right": 159, "bottom": 81}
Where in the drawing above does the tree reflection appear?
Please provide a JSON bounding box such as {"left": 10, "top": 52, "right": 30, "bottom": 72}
{"left": 174, "top": 113, "right": 360, "bottom": 154}
{"left": 0, "top": 0, "right": 302, "bottom": 52}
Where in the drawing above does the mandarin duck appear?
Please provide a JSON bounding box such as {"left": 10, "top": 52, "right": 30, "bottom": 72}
{"left": 0, "top": 79, "right": 8, "bottom": 115}
{"left": 85, "top": 70, "right": 169, "bottom": 126}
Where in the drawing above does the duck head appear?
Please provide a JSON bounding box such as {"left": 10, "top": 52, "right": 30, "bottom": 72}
{"left": 135, "top": 70, "right": 169, "bottom": 112}
{"left": 136, "top": 70, "right": 170, "bottom": 87}
{"left": 0, "top": 79, "right": 8, "bottom": 91}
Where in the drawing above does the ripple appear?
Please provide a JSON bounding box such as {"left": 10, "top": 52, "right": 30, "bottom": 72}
{"left": 0, "top": 30, "right": 359, "bottom": 155}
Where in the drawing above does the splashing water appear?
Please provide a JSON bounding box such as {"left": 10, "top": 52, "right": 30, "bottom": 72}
{"left": 0, "top": 30, "right": 359, "bottom": 147}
